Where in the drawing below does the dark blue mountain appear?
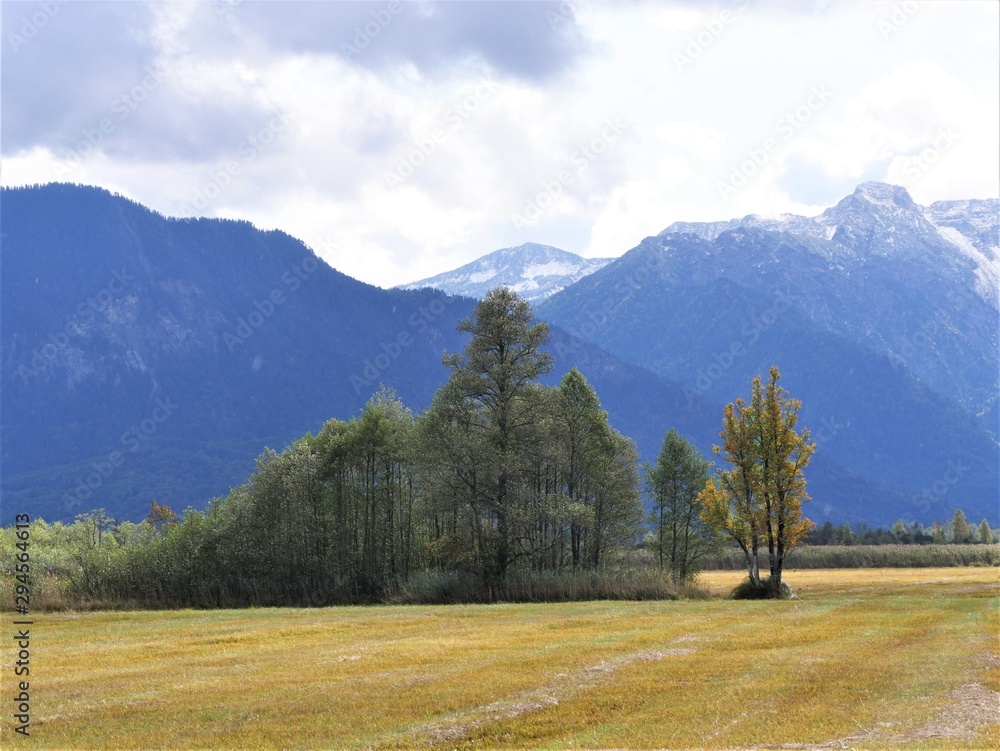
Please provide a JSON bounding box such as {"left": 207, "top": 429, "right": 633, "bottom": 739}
{"left": 538, "top": 184, "right": 999, "bottom": 525}
{"left": 0, "top": 184, "right": 722, "bottom": 524}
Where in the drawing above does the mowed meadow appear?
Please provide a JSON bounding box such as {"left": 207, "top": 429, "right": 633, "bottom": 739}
{"left": 10, "top": 567, "right": 999, "bottom": 750}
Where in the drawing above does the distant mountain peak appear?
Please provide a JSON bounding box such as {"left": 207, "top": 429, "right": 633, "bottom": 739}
{"left": 399, "top": 242, "right": 613, "bottom": 301}
{"left": 851, "top": 181, "right": 916, "bottom": 210}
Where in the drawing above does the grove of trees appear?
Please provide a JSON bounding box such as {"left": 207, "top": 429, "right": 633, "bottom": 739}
{"left": 53, "top": 289, "right": 654, "bottom": 605}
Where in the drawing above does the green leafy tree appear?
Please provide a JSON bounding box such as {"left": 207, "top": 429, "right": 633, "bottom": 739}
{"left": 645, "top": 429, "right": 719, "bottom": 582}
{"left": 931, "top": 521, "right": 946, "bottom": 544}
{"left": 553, "top": 368, "right": 641, "bottom": 569}
{"left": 556, "top": 368, "right": 609, "bottom": 568}
{"left": 587, "top": 429, "right": 643, "bottom": 568}
{"left": 415, "top": 379, "right": 494, "bottom": 575}
{"left": 891, "top": 519, "right": 906, "bottom": 542}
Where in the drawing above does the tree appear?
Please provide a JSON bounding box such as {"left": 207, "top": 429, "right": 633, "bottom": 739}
{"left": 841, "top": 523, "right": 854, "bottom": 545}
{"left": 951, "top": 508, "right": 970, "bottom": 544}
{"left": 698, "top": 396, "right": 765, "bottom": 589}
{"left": 645, "top": 429, "right": 719, "bottom": 582}
{"left": 891, "top": 519, "right": 906, "bottom": 542}
{"left": 698, "top": 366, "right": 814, "bottom": 597}
{"left": 816, "top": 520, "right": 835, "bottom": 545}
{"left": 148, "top": 501, "right": 178, "bottom": 535}
{"left": 587, "top": 429, "right": 643, "bottom": 568}
{"left": 977, "top": 519, "right": 994, "bottom": 544}
{"left": 931, "top": 521, "right": 946, "bottom": 544}
{"left": 415, "top": 379, "right": 494, "bottom": 575}
{"left": 555, "top": 368, "right": 609, "bottom": 568}
{"left": 443, "top": 287, "right": 553, "bottom": 588}
{"left": 551, "top": 368, "right": 641, "bottom": 570}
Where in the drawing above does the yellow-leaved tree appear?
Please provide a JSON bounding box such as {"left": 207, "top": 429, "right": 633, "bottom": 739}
{"left": 698, "top": 366, "right": 815, "bottom": 598}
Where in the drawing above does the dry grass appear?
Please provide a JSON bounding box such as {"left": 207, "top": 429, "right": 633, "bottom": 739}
{"left": 15, "top": 567, "right": 999, "bottom": 749}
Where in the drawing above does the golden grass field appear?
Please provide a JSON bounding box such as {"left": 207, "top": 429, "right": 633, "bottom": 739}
{"left": 7, "top": 567, "right": 999, "bottom": 750}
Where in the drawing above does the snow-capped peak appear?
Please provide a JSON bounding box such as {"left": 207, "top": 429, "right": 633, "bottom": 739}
{"left": 399, "top": 243, "right": 614, "bottom": 301}
{"left": 852, "top": 181, "right": 916, "bottom": 210}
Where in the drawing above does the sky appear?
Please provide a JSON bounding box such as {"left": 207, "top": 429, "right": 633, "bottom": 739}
{"left": 2, "top": 0, "right": 998, "bottom": 288}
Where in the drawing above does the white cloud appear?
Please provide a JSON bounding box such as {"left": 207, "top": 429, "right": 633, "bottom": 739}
{"left": 2, "top": 0, "right": 996, "bottom": 287}
{"left": 656, "top": 121, "right": 725, "bottom": 161}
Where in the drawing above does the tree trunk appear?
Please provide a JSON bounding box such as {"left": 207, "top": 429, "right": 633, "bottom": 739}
{"left": 770, "top": 542, "right": 784, "bottom": 597}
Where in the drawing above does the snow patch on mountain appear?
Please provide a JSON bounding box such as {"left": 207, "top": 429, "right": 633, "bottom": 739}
{"left": 467, "top": 269, "right": 499, "bottom": 284}
{"left": 400, "top": 243, "right": 614, "bottom": 301}
{"left": 933, "top": 224, "right": 1000, "bottom": 304}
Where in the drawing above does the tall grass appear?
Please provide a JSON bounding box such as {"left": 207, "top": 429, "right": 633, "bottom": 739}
{"left": 700, "top": 543, "right": 1000, "bottom": 570}
{"left": 6, "top": 545, "right": 996, "bottom": 611}
{"left": 1, "top": 565, "right": 695, "bottom": 611}
{"left": 390, "top": 568, "right": 702, "bottom": 605}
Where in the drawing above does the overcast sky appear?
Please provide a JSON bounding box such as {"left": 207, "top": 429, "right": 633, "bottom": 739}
{"left": 3, "top": 0, "right": 997, "bottom": 287}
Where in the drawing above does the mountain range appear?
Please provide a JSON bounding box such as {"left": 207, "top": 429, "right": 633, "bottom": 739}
{"left": 1, "top": 182, "right": 996, "bottom": 527}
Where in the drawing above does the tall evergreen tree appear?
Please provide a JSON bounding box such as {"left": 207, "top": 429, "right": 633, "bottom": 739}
{"left": 977, "top": 519, "right": 994, "bottom": 544}
{"left": 951, "top": 508, "right": 971, "bottom": 544}
{"left": 443, "top": 287, "right": 553, "bottom": 588}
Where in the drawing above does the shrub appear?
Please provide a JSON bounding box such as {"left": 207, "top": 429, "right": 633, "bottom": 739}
{"left": 391, "top": 571, "right": 487, "bottom": 605}
{"left": 729, "top": 575, "right": 792, "bottom": 600}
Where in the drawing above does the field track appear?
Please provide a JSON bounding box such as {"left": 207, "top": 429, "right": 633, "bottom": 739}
{"left": 13, "top": 567, "right": 999, "bottom": 750}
